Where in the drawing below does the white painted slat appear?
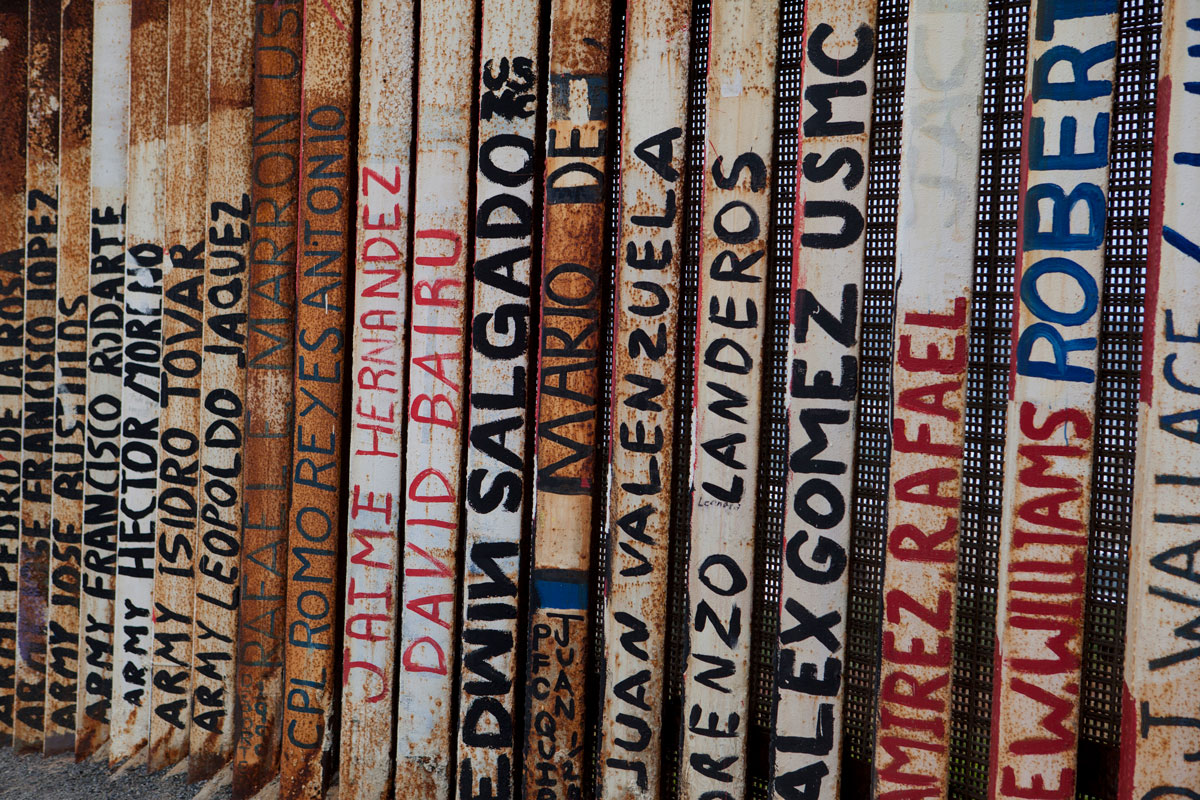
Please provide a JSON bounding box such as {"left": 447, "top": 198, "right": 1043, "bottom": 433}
{"left": 677, "top": 0, "right": 778, "bottom": 795}
{"left": 110, "top": 0, "right": 167, "bottom": 766}
{"left": 337, "top": 0, "right": 414, "bottom": 796}
{"left": 990, "top": 4, "right": 1121, "bottom": 797}
{"left": 772, "top": 2, "right": 877, "bottom": 798}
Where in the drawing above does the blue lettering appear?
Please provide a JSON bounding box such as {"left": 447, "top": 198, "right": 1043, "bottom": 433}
{"left": 1029, "top": 114, "right": 1109, "bottom": 171}
{"left": 1024, "top": 182, "right": 1106, "bottom": 251}
{"left": 1016, "top": 322, "right": 1096, "bottom": 383}
{"left": 1033, "top": 43, "right": 1117, "bottom": 102}
{"left": 1035, "top": 0, "right": 1118, "bottom": 41}
{"left": 1020, "top": 257, "right": 1099, "bottom": 327}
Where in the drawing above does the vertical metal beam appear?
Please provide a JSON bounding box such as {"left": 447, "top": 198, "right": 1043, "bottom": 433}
{"left": 278, "top": 1, "right": 355, "bottom": 796}
{"left": 454, "top": 0, "right": 541, "bottom": 793}
{"left": 109, "top": 0, "right": 167, "bottom": 767}
{"left": 150, "top": 0, "right": 210, "bottom": 769}
{"left": 77, "top": 0, "right": 130, "bottom": 761}
{"left": 0, "top": 0, "right": 28, "bottom": 750}
{"left": 522, "top": 0, "right": 613, "bottom": 794}
{"left": 870, "top": 2, "right": 989, "bottom": 797}
{"left": 989, "top": 3, "right": 1121, "bottom": 797}
{"left": 45, "top": 0, "right": 93, "bottom": 757}
{"left": 338, "top": 0, "right": 414, "bottom": 796}
{"left": 394, "top": 0, "right": 476, "bottom": 795}
{"left": 15, "top": 0, "right": 62, "bottom": 754}
{"left": 772, "top": 2, "right": 877, "bottom": 798}
{"left": 232, "top": 0, "right": 301, "bottom": 794}
{"left": 597, "top": 0, "right": 689, "bottom": 794}
{"left": 676, "top": 0, "right": 779, "bottom": 795}
{"left": 189, "top": 0, "right": 253, "bottom": 780}
{"left": 1119, "top": 3, "right": 1200, "bottom": 795}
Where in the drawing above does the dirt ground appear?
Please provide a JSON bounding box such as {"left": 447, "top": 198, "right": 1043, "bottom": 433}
{"left": 0, "top": 744, "right": 234, "bottom": 800}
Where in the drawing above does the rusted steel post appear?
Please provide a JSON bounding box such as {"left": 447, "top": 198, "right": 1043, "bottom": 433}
{"left": 15, "top": 0, "right": 61, "bottom": 754}
{"left": 597, "top": 0, "right": 688, "bottom": 795}
{"left": 337, "top": 1, "right": 414, "bottom": 796}
{"left": 870, "top": 2, "right": 988, "bottom": 797}
{"left": 0, "top": 0, "right": 28, "bottom": 749}
{"left": 989, "top": 4, "right": 1121, "bottom": 798}
{"left": 772, "top": 2, "right": 877, "bottom": 798}
{"left": 188, "top": 0, "right": 253, "bottom": 780}
{"left": 45, "top": 0, "right": 93, "bottom": 757}
{"left": 76, "top": 0, "right": 130, "bottom": 761}
{"left": 675, "top": 0, "right": 777, "bottom": 795}
{"left": 149, "top": 0, "right": 210, "bottom": 770}
{"left": 522, "top": 0, "right": 612, "bottom": 795}
{"left": 232, "top": 0, "right": 301, "bottom": 794}
{"left": 110, "top": 0, "right": 167, "bottom": 767}
{"left": 394, "top": 0, "right": 475, "bottom": 796}
{"left": 1120, "top": 3, "right": 1200, "bottom": 795}
{"left": 453, "top": 0, "right": 540, "bottom": 794}
{"left": 278, "top": 1, "right": 355, "bottom": 797}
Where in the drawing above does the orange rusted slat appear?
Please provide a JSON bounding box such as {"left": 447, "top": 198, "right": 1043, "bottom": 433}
{"left": 1120, "top": 2, "right": 1200, "bottom": 795}
{"left": 0, "top": 0, "right": 28, "bottom": 749}
{"left": 871, "top": 2, "right": 988, "bottom": 797}
{"left": 337, "top": 0, "right": 414, "bottom": 796}
{"left": 188, "top": 0, "right": 253, "bottom": 780}
{"left": 278, "top": 1, "right": 355, "bottom": 797}
{"left": 522, "top": 0, "right": 612, "bottom": 794}
{"left": 232, "top": 0, "right": 301, "bottom": 794}
{"left": 393, "top": 0, "right": 475, "bottom": 795}
{"left": 453, "top": 0, "right": 540, "bottom": 794}
{"left": 149, "top": 0, "right": 210, "bottom": 770}
{"left": 76, "top": 0, "right": 131, "bottom": 760}
{"left": 15, "top": 0, "right": 61, "bottom": 754}
{"left": 676, "top": 0, "right": 778, "bottom": 794}
{"left": 989, "top": 4, "right": 1120, "bottom": 798}
{"left": 45, "top": 0, "right": 93, "bottom": 757}
{"left": 110, "top": 0, "right": 167, "bottom": 767}
{"left": 596, "top": 0, "right": 689, "bottom": 795}
{"left": 772, "top": 1, "right": 877, "bottom": 798}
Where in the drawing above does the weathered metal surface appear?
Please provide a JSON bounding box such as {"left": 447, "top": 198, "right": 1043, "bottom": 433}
{"left": 110, "top": 0, "right": 167, "bottom": 767}
{"left": 870, "top": 2, "right": 988, "bottom": 798}
{"left": 989, "top": 4, "right": 1120, "bottom": 798}
{"left": 278, "top": 0, "right": 354, "bottom": 796}
{"left": 149, "top": 0, "right": 210, "bottom": 770}
{"left": 1120, "top": 4, "right": 1200, "bottom": 795}
{"left": 15, "top": 0, "right": 61, "bottom": 754}
{"left": 45, "top": 0, "right": 93, "bottom": 757}
{"left": 394, "top": 0, "right": 475, "bottom": 796}
{"left": 337, "top": 0, "right": 413, "bottom": 796}
{"left": 676, "top": 0, "right": 777, "bottom": 794}
{"left": 453, "top": 0, "right": 539, "bottom": 795}
{"left": 523, "top": 0, "right": 612, "bottom": 795}
{"left": 76, "top": 0, "right": 130, "bottom": 761}
{"left": 232, "top": 0, "right": 300, "bottom": 794}
{"left": 189, "top": 0, "right": 252, "bottom": 781}
{"left": 772, "top": 2, "right": 876, "bottom": 798}
{"left": 597, "top": 0, "right": 688, "bottom": 795}
{"left": 0, "top": 0, "right": 29, "bottom": 750}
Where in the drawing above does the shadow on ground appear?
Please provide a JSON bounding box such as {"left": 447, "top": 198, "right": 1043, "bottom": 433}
{"left": 0, "top": 744, "right": 232, "bottom": 800}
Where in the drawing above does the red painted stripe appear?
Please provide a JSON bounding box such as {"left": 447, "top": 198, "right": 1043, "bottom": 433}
{"left": 1140, "top": 75, "right": 1171, "bottom": 405}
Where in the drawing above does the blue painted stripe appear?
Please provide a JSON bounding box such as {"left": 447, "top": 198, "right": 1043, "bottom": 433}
{"left": 532, "top": 577, "right": 588, "bottom": 611}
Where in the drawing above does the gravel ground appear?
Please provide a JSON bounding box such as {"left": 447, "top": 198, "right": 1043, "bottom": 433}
{"left": 0, "top": 744, "right": 234, "bottom": 800}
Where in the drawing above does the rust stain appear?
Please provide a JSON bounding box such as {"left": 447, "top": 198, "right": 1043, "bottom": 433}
{"left": 189, "top": 0, "right": 254, "bottom": 782}
{"left": 14, "top": 0, "right": 62, "bottom": 755}
{"left": 597, "top": 0, "right": 690, "bottom": 795}
{"left": 43, "top": 0, "right": 94, "bottom": 757}
{"left": 278, "top": 1, "right": 356, "bottom": 798}
{"left": 0, "top": 0, "right": 29, "bottom": 750}
{"left": 524, "top": 0, "right": 612, "bottom": 795}
{"left": 337, "top": 0, "right": 413, "bottom": 795}
{"left": 232, "top": 0, "right": 301, "bottom": 796}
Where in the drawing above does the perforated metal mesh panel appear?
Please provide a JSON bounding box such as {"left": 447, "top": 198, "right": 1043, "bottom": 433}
{"left": 951, "top": 2, "right": 1027, "bottom": 798}
{"left": 841, "top": 2, "right": 907, "bottom": 793}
